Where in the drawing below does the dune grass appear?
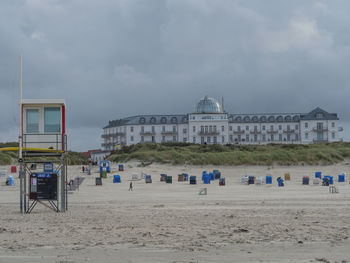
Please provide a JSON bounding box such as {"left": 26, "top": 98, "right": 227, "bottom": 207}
{"left": 108, "top": 142, "right": 350, "bottom": 166}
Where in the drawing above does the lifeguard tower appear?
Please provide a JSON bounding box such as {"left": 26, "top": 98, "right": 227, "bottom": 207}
{"left": 19, "top": 99, "right": 68, "bottom": 213}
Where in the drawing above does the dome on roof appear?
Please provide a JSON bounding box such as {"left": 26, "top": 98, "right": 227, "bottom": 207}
{"left": 195, "top": 96, "right": 223, "bottom": 113}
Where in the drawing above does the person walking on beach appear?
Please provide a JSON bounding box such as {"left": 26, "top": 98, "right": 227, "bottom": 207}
{"left": 129, "top": 182, "right": 133, "bottom": 191}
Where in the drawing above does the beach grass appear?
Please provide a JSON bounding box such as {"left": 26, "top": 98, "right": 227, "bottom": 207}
{"left": 108, "top": 142, "right": 350, "bottom": 166}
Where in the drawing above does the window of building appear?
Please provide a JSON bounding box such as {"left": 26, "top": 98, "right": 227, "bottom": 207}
{"left": 246, "top": 134, "right": 249, "bottom": 141}
{"left": 201, "top": 126, "right": 204, "bottom": 132}
{"left": 26, "top": 109, "right": 39, "bottom": 133}
{"left": 131, "top": 136, "right": 134, "bottom": 142}
{"left": 254, "top": 135, "right": 257, "bottom": 142}
{"left": 287, "top": 134, "right": 290, "bottom": 141}
{"left": 270, "top": 125, "right": 274, "bottom": 131}
{"left": 44, "top": 107, "right": 61, "bottom": 133}
{"left": 296, "top": 134, "right": 299, "bottom": 140}
{"left": 246, "top": 126, "right": 249, "bottom": 131}
{"left": 152, "top": 136, "right": 155, "bottom": 142}
{"left": 254, "top": 126, "right": 257, "bottom": 131}
{"left": 193, "top": 126, "right": 196, "bottom": 132}
{"left": 332, "top": 133, "right": 335, "bottom": 139}
{"left": 162, "top": 136, "right": 165, "bottom": 142}
{"left": 279, "top": 125, "right": 282, "bottom": 130}
{"left": 305, "top": 133, "right": 308, "bottom": 139}
{"left": 173, "top": 136, "right": 176, "bottom": 142}
{"left": 162, "top": 126, "right": 165, "bottom": 132}
{"left": 213, "top": 126, "right": 217, "bottom": 132}
{"left": 130, "top": 126, "right": 134, "bottom": 132}
{"left": 262, "top": 135, "right": 266, "bottom": 141}
{"left": 183, "top": 137, "right": 187, "bottom": 142}
{"left": 287, "top": 125, "right": 290, "bottom": 131}
{"left": 262, "top": 125, "right": 265, "bottom": 131}
{"left": 141, "top": 126, "right": 144, "bottom": 133}
{"left": 183, "top": 128, "right": 187, "bottom": 134}
{"left": 271, "top": 134, "right": 274, "bottom": 141}
{"left": 305, "top": 122, "right": 308, "bottom": 128}
{"left": 229, "top": 126, "right": 232, "bottom": 131}
{"left": 238, "top": 135, "right": 241, "bottom": 141}
{"left": 209, "top": 126, "right": 212, "bottom": 133}
{"left": 141, "top": 136, "right": 144, "bottom": 142}
{"left": 152, "top": 126, "right": 155, "bottom": 133}
{"left": 207, "top": 137, "right": 211, "bottom": 143}
{"left": 229, "top": 135, "right": 233, "bottom": 142}
{"left": 332, "top": 122, "right": 335, "bottom": 128}
{"left": 238, "top": 126, "right": 241, "bottom": 131}
{"left": 213, "top": 136, "right": 217, "bottom": 144}
{"left": 295, "top": 124, "right": 298, "bottom": 130}
{"left": 316, "top": 113, "right": 324, "bottom": 119}
{"left": 205, "top": 126, "right": 208, "bottom": 133}
{"left": 222, "top": 136, "right": 225, "bottom": 143}
{"left": 201, "top": 137, "right": 204, "bottom": 144}
{"left": 221, "top": 126, "right": 224, "bottom": 132}
{"left": 193, "top": 137, "right": 196, "bottom": 143}
{"left": 173, "top": 125, "right": 176, "bottom": 132}
{"left": 279, "top": 134, "right": 282, "bottom": 141}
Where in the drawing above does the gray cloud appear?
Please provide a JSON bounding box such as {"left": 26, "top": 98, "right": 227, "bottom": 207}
{"left": 0, "top": 0, "right": 349, "bottom": 151}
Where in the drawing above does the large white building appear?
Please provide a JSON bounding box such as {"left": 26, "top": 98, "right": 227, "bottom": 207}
{"left": 101, "top": 96, "right": 343, "bottom": 151}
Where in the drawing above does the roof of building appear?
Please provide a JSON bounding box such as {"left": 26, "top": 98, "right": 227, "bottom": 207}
{"left": 195, "top": 96, "right": 223, "bottom": 113}
{"left": 22, "top": 99, "right": 65, "bottom": 105}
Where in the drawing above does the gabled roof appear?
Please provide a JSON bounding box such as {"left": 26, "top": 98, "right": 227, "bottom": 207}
{"left": 300, "top": 107, "right": 338, "bottom": 120}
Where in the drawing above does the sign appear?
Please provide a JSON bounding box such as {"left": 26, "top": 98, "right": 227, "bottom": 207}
{"left": 29, "top": 173, "right": 57, "bottom": 200}
{"left": 43, "top": 162, "right": 54, "bottom": 173}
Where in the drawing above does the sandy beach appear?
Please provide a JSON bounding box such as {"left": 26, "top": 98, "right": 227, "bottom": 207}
{"left": 1, "top": 161, "right": 350, "bottom": 263}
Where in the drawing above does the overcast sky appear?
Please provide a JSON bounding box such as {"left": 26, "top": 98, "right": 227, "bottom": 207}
{"left": 0, "top": 0, "right": 349, "bottom": 151}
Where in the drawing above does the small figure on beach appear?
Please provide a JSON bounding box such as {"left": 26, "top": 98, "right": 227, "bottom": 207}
{"left": 129, "top": 182, "right": 133, "bottom": 191}
{"left": 82, "top": 166, "right": 85, "bottom": 173}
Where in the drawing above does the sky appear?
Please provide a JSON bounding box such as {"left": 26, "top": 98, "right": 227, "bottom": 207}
{"left": 0, "top": 0, "right": 349, "bottom": 152}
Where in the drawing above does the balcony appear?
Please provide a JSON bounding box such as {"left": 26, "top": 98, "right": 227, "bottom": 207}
{"left": 233, "top": 130, "right": 245, "bottom": 134}
{"left": 23, "top": 133, "right": 67, "bottom": 152}
{"left": 266, "top": 130, "right": 278, "bottom": 134}
{"left": 250, "top": 130, "right": 261, "bottom": 134}
{"left": 101, "top": 132, "right": 125, "bottom": 138}
{"left": 313, "top": 139, "right": 328, "bottom": 143}
{"left": 198, "top": 131, "right": 220, "bottom": 136}
{"left": 140, "top": 131, "right": 156, "bottom": 136}
{"left": 312, "top": 128, "right": 328, "bottom": 132}
{"left": 161, "top": 131, "right": 177, "bottom": 135}
{"left": 283, "top": 129, "right": 295, "bottom": 134}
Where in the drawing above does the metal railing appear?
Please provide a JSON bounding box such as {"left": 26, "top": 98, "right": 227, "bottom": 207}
{"left": 23, "top": 133, "right": 67, "bottom": 152}
{"left": 198, "top": 131, "right": 220, "bottom": 135}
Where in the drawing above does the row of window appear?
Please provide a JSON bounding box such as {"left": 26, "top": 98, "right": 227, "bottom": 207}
{"left": 139, "top": 116, "right": 187, "bottom": 124}
{"left": 26, "top": 108, "right": 61, "bottom": 133}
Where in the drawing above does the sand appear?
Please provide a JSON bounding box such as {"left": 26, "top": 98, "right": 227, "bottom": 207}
{"left": 1, "top": 161, "right": 350, "bottom": 263}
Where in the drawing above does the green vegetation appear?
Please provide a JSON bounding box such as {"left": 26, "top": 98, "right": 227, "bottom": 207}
{"left": 0, "top": 142, "right": 89, "bottom": 165}
{"left": 108, "top": 142, "right": 350, "bottom": 166}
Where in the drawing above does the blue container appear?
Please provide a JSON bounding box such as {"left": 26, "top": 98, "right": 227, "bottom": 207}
{"left": 248, "top": 176, "right": 255, "bottom": 185}
{"left": 113, "top": 175, "right": 121, "bottom": 183}
{"left": 118, "top": 164, "right": 124, "bottom": 171}
{"left": 190, "top": 176, "right": 197, "bottom": 185}
{"left": 203, "top": 174, "right": 210, "bottom": 184}
{"left": 7, "top": 176, "right": 14, "bottom": 186}
{"left": 209, "top": 173, "right": 215, "bottom": 181}
{"left": 277, "top": 178, "right": 284, "bottom": 187}
{"left": 145, "top": 175, "right": 152, "bottom": 183}
{"left": 338, "top": 174, "right": 345, "bottom": 182}
{"left": 266, "top": 176, "right": 272, "bottom": 184}
{"left": 324, "top": 176, "right": 333, "bottom": 185}
{"left": 315, "top": 172, "right": 322, "bottom": 179}
{"left": 202, "top": 171, "right": 207, "bottom": 181}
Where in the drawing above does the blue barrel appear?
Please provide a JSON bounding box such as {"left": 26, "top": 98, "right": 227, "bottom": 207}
{"left": 248, "top": 176, "right": 255, "bottom": 185}
{"left": 209, "top": 173, "right": 215, "bottom": 181}
{"left": 277, "top": 178, "right": 284, "bottom": 187}
{"left": 203, "top": 174, "right": 210, "bottom": 184}
{"left": 324, "top": 176, "right": 333, "bottom": 185}
{"left": 113, "top": 175, "right": 121, "bottom": 183}
{"left": 266, "top": 176, "right": 272, "bottom": 184}
{"left": 7, "top": 176, "right": 14, "bottom": 186}
{"left": 315, "top": 172, "right": 322, "bottom": 179}
{"left": 118, "top": 164, "right": 124, "bottom": 171}
{"left": 145, "top": 175, "right": 152, "bottom": 183}
{"left": 338, "top": 174, "right": 345, "bottom": 182}
{"left": 190, "top": 176, "right": 197, "bottom": 185}
{"left": 302, "top": 176, "right": 309, "bottom": 185}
